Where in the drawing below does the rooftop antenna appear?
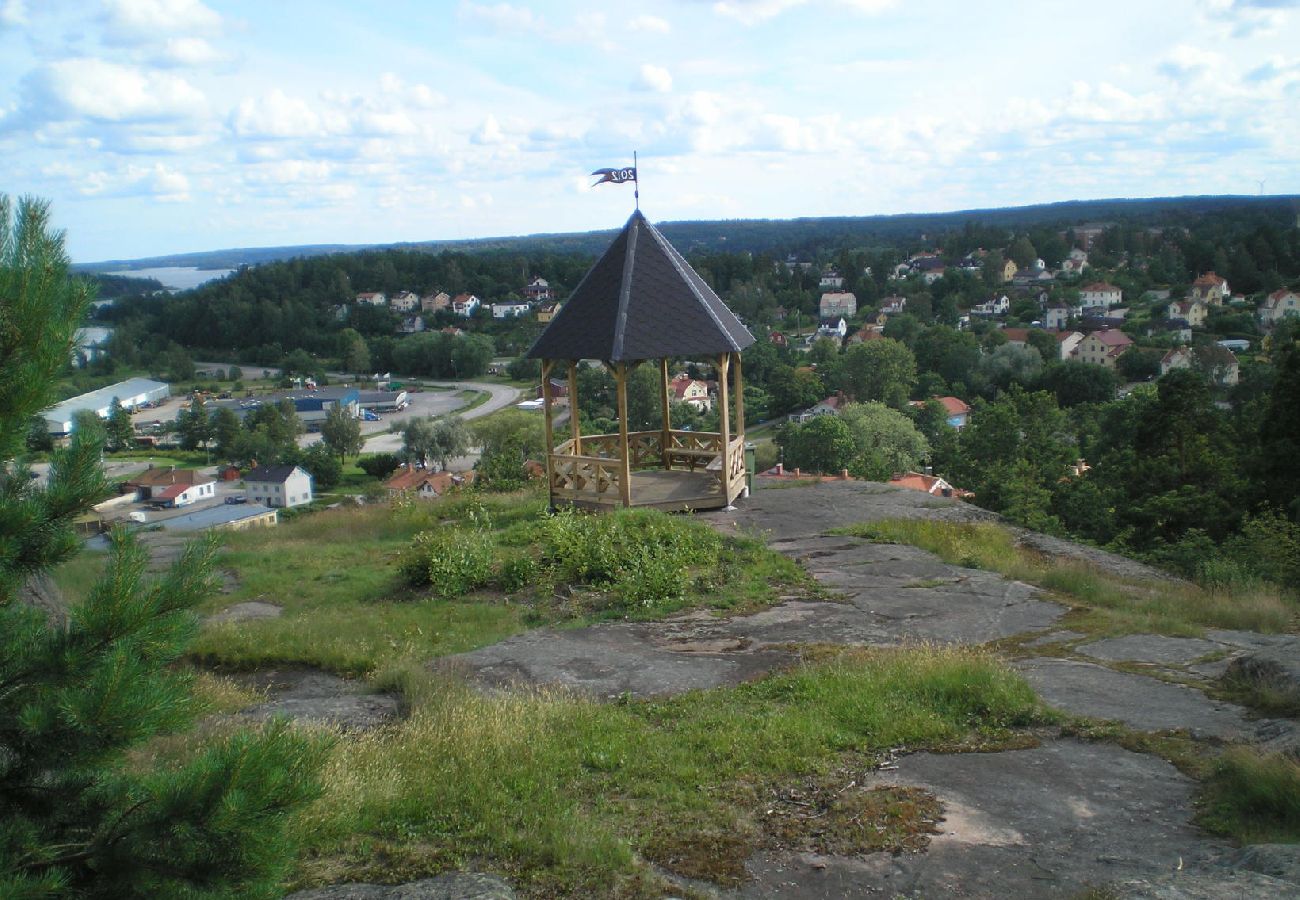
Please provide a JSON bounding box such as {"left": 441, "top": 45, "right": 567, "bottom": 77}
{"left": 1258, "top": 179, "right": 1266, "bottom": 196}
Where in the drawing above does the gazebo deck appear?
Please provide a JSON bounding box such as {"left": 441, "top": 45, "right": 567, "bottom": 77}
{"left": 548, "top": 430, "right": 746, "bottom": 512}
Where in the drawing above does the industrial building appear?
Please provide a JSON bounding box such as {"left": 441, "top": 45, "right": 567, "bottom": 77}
{"left": 43, "top": 378, "right": 170, "bottom": 436}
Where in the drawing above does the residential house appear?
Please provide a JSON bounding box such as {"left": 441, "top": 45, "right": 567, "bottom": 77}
{"left": 1160, "top": 346, "right": 1193, "bottom": 376}
{"left": 816, "top": 316, "right": 847, "bottom": 340}
{"left": 152, "top": 479, "right": 217, "bottom": 508}
{"left": 390, "top": 291, "right": 420, "bottom": 313}
{"left": 819, "top": 270, "right": 845, "bottom": 290}
{"left": 881, "top": 295, "right": 907, "bottom": 315}
{"left": 1079, "top": 282, "right": 1122, "bottom": 309}
{"left": 122, "top": 466, "right": 209, "bottom": 501}
{"left": 1060, "top": 249, "right": 1089, "bottom": 275}
{"left": 1260, "top": 289, "right": 1300, "bottom": 326}
{"left": 1000, "top": 328, "right": 1030, "bottom": 347}
{"left": 1167, "top": 299, "right": 1207, "bottom": 328}
{"left": 819, "top": 291, "right": 858, "bottom": 319}
{"left": 911, "top": 396, "right": 971, "bottom": 430}
{"left": 670, "top": 373, "right": 713, "bottom": 411}
{"left": 524, "top": 276, "right": 552, "bottom": 301}
{"left": 1192, "top": 344, "right": 1240, "bottom": 386}
{"left": 536, "top": 301, "right": 562, "bottom": 323}
{"left": 398, "top": 315, "right": 425, "bottom": 334}
{"left": 921, "top": 268, "right": 946, "bottom": 285}
{"left": 1012, "top": 268, "right": 1054, "bottom": 287}
{"left": 1075, "top": 329, "right": 1133, "bottom": 369}
{"left": 384, "top": 465, "right": 475, "bottom": 499}
{"left": 1056, "top": 330, "right": 1085, "bottom": 361}
{"left": 847, "top": 326, "right": 885, "bottom": 345}
{"left": 1001, "top": 258, "right": 1018, "bottom": 283}
{"left": 972, "top": 295, "right": 1011, "bottom": 317}
{"left": 421, "top": 291, "right": 451, "bottom": 313}
{"left": 356, "top": 292, "right": 387, "bottom": 306}
{"left": 888, "top": 471, "right": 971, "bottom": 499}
{"left": 1190, "top": 272, "right": 1229, "bottom": 305}
{"left": 451, "top": 293, "right": 481, "bottom": 316}
{"left": 769, "top": 331, "right": 789, "bottom": 348}
{"left": 810, "top": 393, "right": 847, "bottom": 417}
{"left": 1044, "top": 301, "right": 1072, "bottom": 330}
{"left": 244, "top": 464, "right": 314, "bottom": 509}
{"left": 492, "top": 301, "right": 531, "bottom": 319}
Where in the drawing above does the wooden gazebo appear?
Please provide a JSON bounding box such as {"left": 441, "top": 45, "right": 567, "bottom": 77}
{"left": 527, "top": 210, "right": 755, "bottom": 511}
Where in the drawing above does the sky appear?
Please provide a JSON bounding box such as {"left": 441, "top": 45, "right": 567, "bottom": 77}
{"left": 2, "top": 0, "right": 1299, "bottom": 263}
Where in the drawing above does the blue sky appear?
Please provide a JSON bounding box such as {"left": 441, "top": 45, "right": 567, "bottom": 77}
{"left": 2, "top": 0, "right": 1298, "bottom": 262}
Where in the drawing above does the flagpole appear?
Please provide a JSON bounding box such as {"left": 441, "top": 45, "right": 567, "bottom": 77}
{"left": 633, "top": 151, "right": 639, "bottom": 210}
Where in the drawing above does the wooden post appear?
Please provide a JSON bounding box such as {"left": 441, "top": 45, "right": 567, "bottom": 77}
{"left": 733, "top": 352, "right": 745, "bottom": 437}
{"left": 567, "top": 360, "right": 581, "bottom": 454}
{"left": 659, "top": 357, "right": 672, "bottom": 469}
{"left": 615, "top": 363, "right": 633, "bottom": 507}
{"left": 717, "top": 353, "right": 731, "bottom": 500}
{"left": 541, "top": 359, "right": 555, "bottom": 502}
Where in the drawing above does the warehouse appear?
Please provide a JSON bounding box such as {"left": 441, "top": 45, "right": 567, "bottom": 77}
{"left": 43, "top": 378, "right": 170, "bottom": 436}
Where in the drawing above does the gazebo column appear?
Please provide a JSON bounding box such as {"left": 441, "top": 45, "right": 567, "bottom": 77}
{"left": 615, "top": 363, "right": 633, "bottom": 507}
{"left": 717, "top": 353, "right": 731, "bottom": 499}
{"left": 541, "top": 359, "right": 555, "bottom": 479}
{"left": 567, "top": 360, "right": 581, "bottom": 453}
{"left": 659, "top": 358, "right": 672, "bottom": 470}
{"left": 734, "top": 352, "right": 745, "bottom": 436}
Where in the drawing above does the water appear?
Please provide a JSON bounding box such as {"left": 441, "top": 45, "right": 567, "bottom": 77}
{"left": 103, "top": 266, "right": 235, "bottom": 291}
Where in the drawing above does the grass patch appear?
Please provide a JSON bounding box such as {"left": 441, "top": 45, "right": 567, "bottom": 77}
{"left": 834, "top": 519, "right": 1296, "bottom": 636}
{"left": 291, "top": 645, "right": 1048, "bottom": 894}
{"left": 1199, "top": 747, "right": 1300, "bottom": 843}
{"left": 1217, "top": 666, "right": 1300, "bottom": 719}
{"left": 48, "top": 547, "right": 109, "bottom": 603}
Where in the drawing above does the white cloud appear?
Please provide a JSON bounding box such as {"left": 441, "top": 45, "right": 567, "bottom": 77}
{"left": 471, "top": 114, "right": 504, "bottom": 144}
{"left": 628, "top": 14, "right": 670, "bottom": 34}
{"left": 458, "top": 1, "right": 540, "bottom": 34}
{"left": 1, "top": 0, "right": 27, "bottom": 27}
{"left": 1201, "top": 0, "right": 1294, "bottom": 36}
{"left": 159, "top": 36, "right": 224, "bottom": 66}
{"left": 634, "top": 64, "right": 673, "bottom": 93}
{"left": 713, "top": 0, "right": 896, "bottom": 25}
{"left": 102, "top": 0, "right": 223, "bottom": 41}
{"left": 23, "top": 58, "right": 206, "bottom": 122}
{"left": 231, "top": 89, "right": 329, "bottom": 138}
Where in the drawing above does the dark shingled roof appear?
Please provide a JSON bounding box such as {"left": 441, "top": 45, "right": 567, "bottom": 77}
{"left": 527, "top": 210, "right": 754, "bottom": 362}
{"left": 244, "top": 464, "right": 305, "bottom": 484}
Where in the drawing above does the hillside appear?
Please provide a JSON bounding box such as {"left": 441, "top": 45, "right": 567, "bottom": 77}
{"left": 76, "top": 194, "right": 1300, "bottom": 272}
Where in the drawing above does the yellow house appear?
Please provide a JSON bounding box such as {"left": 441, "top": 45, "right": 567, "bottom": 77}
{"left": 536, "top": 302, "right": 562, "bottom": 323}
{"left": 1001, "top": 259, "right": 1018, "bottom": 283}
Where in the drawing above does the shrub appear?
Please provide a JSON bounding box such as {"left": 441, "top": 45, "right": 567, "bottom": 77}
{"left": 400, "top": 528, "right": 495, "bottom": 599}
{"left": 497, "top": 551, "right": 540, "bottom": 594}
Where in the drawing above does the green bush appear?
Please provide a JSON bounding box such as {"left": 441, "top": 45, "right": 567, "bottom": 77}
{"left": 400, "top": 528, "right": 494, "bottom": 599}
{"left": 497, "top": 551, "right": 540, "bottom": 593}
{"left": 534, "top": 508, "right": 721, "bottom": 611}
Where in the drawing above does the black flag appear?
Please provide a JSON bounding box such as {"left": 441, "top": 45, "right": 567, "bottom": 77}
{"left": 591, "top": 166, "right": 637, "bottom": 186}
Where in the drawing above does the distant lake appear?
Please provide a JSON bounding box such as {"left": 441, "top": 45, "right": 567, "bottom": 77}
{"left": 103, "top": 266, "right": 235, "bottom": 291}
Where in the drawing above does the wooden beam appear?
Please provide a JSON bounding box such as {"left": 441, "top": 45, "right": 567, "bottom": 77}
{"left": 615, "top": 363, "right": 633, "bottom": 507}
{"left": 541, "top": 359, "right": 555, "bottom": 502}
{"left": 567, "top": 360, "right": 581, "bottom": 455}
{"left": 734, "top": 352, "right": 745, "bottom": 436}
{"left": 717, "top": 353, "right": 731, "bottom": 501}
{"left": 659, "top": 358, "right": 672, "bottom": 469}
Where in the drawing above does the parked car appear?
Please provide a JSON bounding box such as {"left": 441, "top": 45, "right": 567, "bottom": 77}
{"left": 224, "top": 495, "right": 247, "bottom": 505}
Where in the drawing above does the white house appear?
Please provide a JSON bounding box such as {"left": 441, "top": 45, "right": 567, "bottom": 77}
{"left": 816, "top": 316, "right": 847, "bottom": 339}
{"left": 356, "top": 292, "right": 387, "bottom": 306}
{"left": 523, "top": 276, "right": 552, "bottom": 301}
{"left": 390, "top": 291, "right": 420, "bottom": 312}
{"left": 244, "top": 465, "right": 314, "bottom": 509}
{"left": 819, "top": 270, "right": 845, "bottom": 290}
{"left": 451, "top": 293, "right": 481, "bottom": 317}
{"left": 152, "top": 479, "right": 217, "bottom": 508}
{"left": 491, "top": 301, "right": 532, "bottom": 319}
{"left": 1260, "top": 289, "right": 1300, "bottom": 326}
{"left": 972, "top": 295, "right": 1010, "bottom": 316}
{"left": 819, "top": 291, "right": 857, "bottom": 319}
{"left": 1044, "top": 302, "right": 1071, "bottom": 330}
{"left": 881, "top": 295, "right": 907, "bottom": 315}
{"left": 1079, "top": 282, "right": 1122, "bottom": 309}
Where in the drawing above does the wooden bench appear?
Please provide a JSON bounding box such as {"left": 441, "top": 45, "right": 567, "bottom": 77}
{"left": 665, "top": 447, "right": 720, "bottom": 472}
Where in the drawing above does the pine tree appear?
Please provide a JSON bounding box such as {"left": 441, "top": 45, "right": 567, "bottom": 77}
{"left": 1, "top": 196, "right": 328, "bottom": 897}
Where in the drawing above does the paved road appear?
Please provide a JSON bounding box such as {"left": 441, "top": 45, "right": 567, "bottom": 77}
{"left": 349, "top": 380, "right": 521, "bottom": 455}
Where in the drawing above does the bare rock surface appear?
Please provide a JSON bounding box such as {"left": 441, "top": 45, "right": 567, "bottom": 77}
{"left": 231, "top": 667, "right": 400, "bottom": 731}
{"left": 1222, "top": 645, "right": 1300, "bottom": 706}
{"left": 731, "top": 740, "right": 1226, "bottom": 899}
{"left": 285, "top": 873, "right": 515, "bottom": 899}
{"left": 1016, "top": 658, "right": 1258, "bottom": 739}
{"left": 1076, "top": 635, "right": 1225, "bottom": 666}
{"left": 441, "top": 535, "right": 1066, "bottom": 699}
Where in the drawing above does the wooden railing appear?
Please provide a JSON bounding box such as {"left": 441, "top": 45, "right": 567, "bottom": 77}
{"left": 547, "top": 430, "right": 746, "bottom": 506}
